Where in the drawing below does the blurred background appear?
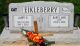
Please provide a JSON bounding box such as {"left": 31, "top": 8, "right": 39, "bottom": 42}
{"left": 0, "top": 0, "right": 80, "bottom": 34}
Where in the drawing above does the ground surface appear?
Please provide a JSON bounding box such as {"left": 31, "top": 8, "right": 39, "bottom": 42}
{"left": 0, "top": 43, "right": 80, "bottom": 46}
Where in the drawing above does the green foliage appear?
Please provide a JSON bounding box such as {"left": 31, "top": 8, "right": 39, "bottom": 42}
{"left": 77, "top": 18, "right": 80, "bottom": 27}
{"left": 0, "top": 16, "right": 5, "bottom": 34}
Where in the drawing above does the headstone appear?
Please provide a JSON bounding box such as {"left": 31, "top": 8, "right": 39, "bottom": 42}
{"left": 0, "top": 1, "right": 80, "bottom": 43}
{"left": 9, "top": 1, "right": 75, "bottom": 32}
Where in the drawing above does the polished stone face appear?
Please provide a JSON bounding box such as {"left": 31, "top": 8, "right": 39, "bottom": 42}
{"left": 9, "top": 1, "right": 74, "bottom": 32}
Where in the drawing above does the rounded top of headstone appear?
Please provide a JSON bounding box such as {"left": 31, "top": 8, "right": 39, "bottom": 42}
{"left": 9, "top": 1, "right": 74, "bottom": 6}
